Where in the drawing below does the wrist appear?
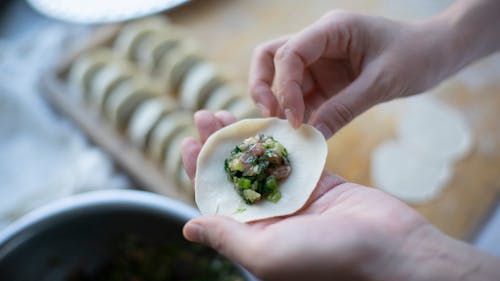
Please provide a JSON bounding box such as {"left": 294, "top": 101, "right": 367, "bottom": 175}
{"left": 380, "top": 224, "right": 500, "bottom": 281}
{"left": 434, "top": 0, "right": 500, "bottom": 74}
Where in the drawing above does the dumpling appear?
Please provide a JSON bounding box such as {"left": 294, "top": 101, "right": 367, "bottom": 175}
{"left": 195, "top": 118, "right": 327, "bottom": 222}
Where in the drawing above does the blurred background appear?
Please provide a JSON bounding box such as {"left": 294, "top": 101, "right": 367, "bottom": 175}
{"left": 0, "top": 0, "right": 499, "bottom": 260}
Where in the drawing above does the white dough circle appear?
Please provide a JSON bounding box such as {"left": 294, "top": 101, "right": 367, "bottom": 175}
{"left": 371, "top": 141, "right": 452, "bottom": 203}
{"left": 370, "top": 95, "right": 473, "bottom": 204}
{"left": 397, "top": 96, "right": 472, "bottom": 162}
{"left": 195, "top": 118, "right": 327, "bottom": 222}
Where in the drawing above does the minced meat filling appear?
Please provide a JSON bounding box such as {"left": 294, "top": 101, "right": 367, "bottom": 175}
{"left": 224, "top": 133, "right": 291, "bottom": 204}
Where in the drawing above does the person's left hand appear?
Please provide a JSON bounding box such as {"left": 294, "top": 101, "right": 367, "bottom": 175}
{"left": 180, "top": 110, "right": 446, "bottom": 281}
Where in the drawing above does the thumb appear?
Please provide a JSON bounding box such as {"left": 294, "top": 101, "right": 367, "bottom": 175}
{"left": 309, "top": 69, "right": 379, "bottom": 139}
{"left": 183, "top": 216, "right": 254, "bottom": 265}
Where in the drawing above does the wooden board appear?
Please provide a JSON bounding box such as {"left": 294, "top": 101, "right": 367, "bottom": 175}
{"left": 163, "top": 0, "right": 500, "bottom": 240}
{"left": 41, "top": 24, "right": 194, "bottom": 205}
{"left": 41, "top": 0, "right": 500, "bottom": 241}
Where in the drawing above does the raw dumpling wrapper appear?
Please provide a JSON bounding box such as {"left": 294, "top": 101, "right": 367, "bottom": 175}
{"left": 195, "top": 118, "right": 327, "bottom": 222}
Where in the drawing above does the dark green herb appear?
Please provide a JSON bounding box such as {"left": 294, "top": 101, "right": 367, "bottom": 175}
{"left": 66, "top": 235, "right": 243, "bottom": 281}
{"left": 224, "top": 133, "right": 291, "bottom": 204}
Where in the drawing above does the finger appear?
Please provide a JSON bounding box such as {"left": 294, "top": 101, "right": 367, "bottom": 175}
{"left": 308, "top": 67, "right": 376, "bottom": 139}
{"left": 301, "top": 68, "right": 317, "bottom": 98}
{"left": 273, "top": 23, "right": 331, "bottom": 128}
{"left": 214, "top": 110, "right": 238, "bottom": 126}
{"left": 183, "top": 216, "right": 256, "bottom": 266}
{"left": 195, "top": 110, "right": 224, "bottom": 143}
{"left": 249, "top": 36, "right": 289, "bottom": 117}
{"left": 181, "top": 137, "right": 202, "bottom": 180}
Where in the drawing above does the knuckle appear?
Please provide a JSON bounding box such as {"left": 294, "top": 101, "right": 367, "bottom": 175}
{"left": 253, "top": 41, "right": 273, "bottom": 60}
{"left": 370, "top": 65, "right": 403, "bottom": 102}
{"left": 249, "top": 80, "right": 264, "bottom": 98}
{"left": 323, "top": 9, "right": 355, "bottom": 23}
{"left": 252, "top": 42, "right": 266, "bottom": 56}
{"left": 332, "top": 102, "right": 354, "bottom": 124}
{"left": 322, "top": 10, "right": 361, "bottom": 38}
{"left": 274, "top": 44, "right": 292, "bottom": 64}
{"left": 321, "top": 101, "right": 355, "bottom": 132}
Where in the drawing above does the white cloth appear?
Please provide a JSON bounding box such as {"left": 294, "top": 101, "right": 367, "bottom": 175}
{"left": 0, "top": 24, "right": 128, "bottom": 230}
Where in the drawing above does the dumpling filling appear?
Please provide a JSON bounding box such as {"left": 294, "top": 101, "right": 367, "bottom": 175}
{"left": 224, "top": 133, "right": 291, "bottom": 204}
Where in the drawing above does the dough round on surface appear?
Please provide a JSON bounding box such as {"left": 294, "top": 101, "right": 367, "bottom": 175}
{"left": 371, "top": 140, "right": 452, "bottom": 204}
{"left": 397, "top": 96, "right": 472, "bottom": 162}
{"left": 195, "top": 118, "right": 327, "bottom": 222}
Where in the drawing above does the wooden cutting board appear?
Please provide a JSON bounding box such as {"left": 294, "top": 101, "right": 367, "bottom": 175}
{"left": 163, "top": 0, "right": 500, "bottom": 240}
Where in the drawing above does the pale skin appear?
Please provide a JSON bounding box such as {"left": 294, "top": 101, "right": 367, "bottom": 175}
{"left": 182, "top": 0, "right": 500, "bottom": 280}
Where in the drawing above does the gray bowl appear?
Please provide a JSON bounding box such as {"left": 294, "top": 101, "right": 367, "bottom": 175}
{"left": 0, "top": 190, "right": 256, "bottom": 280}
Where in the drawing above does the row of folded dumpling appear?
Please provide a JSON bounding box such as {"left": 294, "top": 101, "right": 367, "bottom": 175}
{"left": 67, "top": 16, "right": 259, "bottom": 196}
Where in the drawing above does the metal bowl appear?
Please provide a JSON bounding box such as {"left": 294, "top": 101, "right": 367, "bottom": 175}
{"left": 0, "top": 190, "right": 255, "bottom": 280}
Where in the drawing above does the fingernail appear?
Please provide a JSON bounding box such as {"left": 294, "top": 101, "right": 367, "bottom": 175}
{"left": 316, "top": 123, "right": 333, "bottom": 139}
{"left": 184, "top": 222, "right": 205, "bottom": 243}
{"left": 256, "top": 103, "right": 270, "bottom": 117}
{"left": 285, "top": 108, "right": 298, "bottom": 128}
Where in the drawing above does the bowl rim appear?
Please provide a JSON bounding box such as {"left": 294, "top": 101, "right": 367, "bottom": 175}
{"left": 0, "top": 189, "right": 199, "bottom": 248}
{"left": 0, "top": 189, "right": 258, "bottom": 281}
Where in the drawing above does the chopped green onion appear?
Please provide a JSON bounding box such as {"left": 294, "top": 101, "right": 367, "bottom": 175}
{"left": 225, "top": 133, "right": 290, "bottom": 205}
{"left": 229, "top": 159, "right": 244, "bottom": 171}
{"left": 265, "top": 176, "right": 278, "bottom": 191}
{"left": 243, "top": 189, "right": 261, "bottom": 204}
{"left": 234, "top": 207, "right": 247, "bottom": 214}
{"left": 237, "top": 178, "right": 252, "bottom": 189}
{"left": 266, "top": 191, "right": 282, "bottom": 203}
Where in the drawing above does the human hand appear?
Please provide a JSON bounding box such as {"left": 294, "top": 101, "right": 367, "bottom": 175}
{"left": 180, "top": 110, "right": 468, "bottom": 281}
{"left": 250, "top": 10, "right": 459, "bottom": 138}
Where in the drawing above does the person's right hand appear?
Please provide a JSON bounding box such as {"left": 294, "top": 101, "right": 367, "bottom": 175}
{"left": 182, "top": 110, "right": 500, "bottom": 281}
{"left": 250, "top": 10, "right": 459, "bottom": 138}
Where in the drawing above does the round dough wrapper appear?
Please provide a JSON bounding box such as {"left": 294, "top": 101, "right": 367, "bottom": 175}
{"left": 371, "top": 140, "right": 452, "bottom": 204}
{"left": 89, "top": 61, "right": 135, "bottom": 112}
{"left": 113, "top": 16, "right": 168, "bottom": 60}
{"left": 104, "top": 77, "right": 158, "bottom": 131}
{"left": 147, "top": 111, "right": 193, "bottom": 162}
{"left": 203, "top": 84, "right": 242, "bottom": 111}
{"left": 127, "top": 96, "right": 175, "bottom": 150}
{"left": 164, "top": 126, "right": 196, "bottom": 179}
{"left": 195, "top": 118, "right": 327, "bottom": 222}
{"left": 397, "top": 96, "right": 472, "bottom": 162}
{"left": 179, "top": 62, "right": 222, "bottom": 110}
{"left": 68, "top": 49, "right": 113, "bottom": 101}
